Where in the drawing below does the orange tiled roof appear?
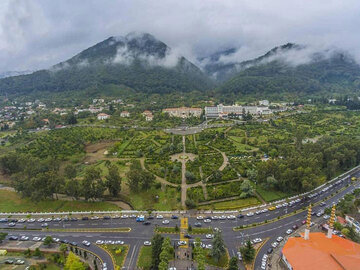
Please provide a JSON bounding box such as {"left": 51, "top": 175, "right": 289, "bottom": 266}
{"left": 282, "top": 232, "right": 360, "bottom": 270}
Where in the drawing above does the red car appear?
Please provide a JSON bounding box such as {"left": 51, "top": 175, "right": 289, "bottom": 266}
{"left": 302, "top": 220, "right": 306, "bottom": 225}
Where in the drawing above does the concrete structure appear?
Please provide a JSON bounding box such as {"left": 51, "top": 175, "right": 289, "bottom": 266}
{"left": 345, "top": 215, "right": 360, "bottom": 233}
{"left": 259, "top": 100, "right": 270, "bottom": 106}
{"left": 204, "top": 104, "right": 272, "bottom": 119}
{"left": 162, "top": 107, "right": 202, "bottom": 118}
{"left": 282, "top": 232, "right": 360, "bottom": 270}
{"left": 142, "top": 110, "right": 153, "bottom": 121}
{"left": 120, "top": 111, "right": 130, "bottom": 117}
{"left": 97, "top": 113, "right": 110, "bottom": 120}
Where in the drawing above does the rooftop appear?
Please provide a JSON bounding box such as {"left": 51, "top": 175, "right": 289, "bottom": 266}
{"left": 282, "top": 232, "right": 360, "bottom": 270}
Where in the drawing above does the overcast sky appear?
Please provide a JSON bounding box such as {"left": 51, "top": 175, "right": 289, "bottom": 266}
{"left": 0, "top": 0, "right": 360, "bottom": 73}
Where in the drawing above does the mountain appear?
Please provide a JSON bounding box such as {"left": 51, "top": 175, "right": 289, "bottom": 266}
{"left": 0, "top": 33, "right": 213, "bottom": 97}
{"left": 215, "top": 44, "right": 360, "bottom": 99}
{"left": 0, "top": 70, "right": 32, "bottom": 79}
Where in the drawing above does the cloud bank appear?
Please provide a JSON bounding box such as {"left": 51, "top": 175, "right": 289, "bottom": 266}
{"left": 1, "top": 0, "right": 360, "bottom": 73}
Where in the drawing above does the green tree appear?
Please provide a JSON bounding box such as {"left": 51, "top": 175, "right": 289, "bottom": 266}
{"left": 211, "top": 231, "right": 226, "bottom": 262}
{"left": 228, "top": 256, "right": 238, "bottom": 270}
{"left": 65, "top": 252, "right": 86, "bottom": 270}
{"left": 60, "top": 243, "right": 68, "bottom": 257}
{"left": 159, "top": 237, "right": 172, "bottom": 270}
{"left": 240, "top": 179, "right": 254, "bottom": 198}
{"left": 0, "top": 232, "right": 7, "bottom": 243}
{"left": 33, "top": 248, "right": 42, "bottom": 258}
{"left": 105, "top": 165, "right": 122, "bottom": 197}
{"left": 194, "top": 238, "right": 205, "bottom": 270}
{"left": 65, "top": 179, "right": 81, "bottom": 200}
{"left": 240, "top": 240, "right": 255, "bottom": 263}
{"left": 43, "top": 236, "right": 53, "bottom": 247}
{"left": 82, "top": 167, "right": 106, "bottom": 200}
{"left": 151, "top": 234, "right": 164, "bottom": 269}
{"left": 64, "top": 164, "right": 77, "bottom": 179}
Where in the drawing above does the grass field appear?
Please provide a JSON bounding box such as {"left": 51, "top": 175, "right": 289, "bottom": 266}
{"left": 200, "top": 197, "right": 260, "bottom": 210}
{"left": 205, "top": 249, "right": 229, "bottom": 268}
{"left": 255, "top": 186, "right": 289, "bottom": 202}
{"left": 100, "top": 244, "right": 128, "bottom": 267}
{"left": 137, "top": 246, "right": 152, "bottom": 270}
{"left": 0, "top": 190, "right": 120, "bottom": 212}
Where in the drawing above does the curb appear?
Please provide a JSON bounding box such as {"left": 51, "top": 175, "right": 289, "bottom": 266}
{"left": 251, "top": 237, "right": 269, "bottom": 270}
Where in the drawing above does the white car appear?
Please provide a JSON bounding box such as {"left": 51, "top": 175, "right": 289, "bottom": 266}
{"left": 203, "top": 219, "right": 211, "bottom": 223}
{"left": 237, "top": 251, "right": 242, "bottom": 261}
{"left": 205, "top": 234, "right": 214, "bottom": 239}
{"left": 27, "top": 218, "right": 35, "bottom": 223}
{"left": 96, "top": 240, "right": 104, "bottom": 245}
{"left": 323, "top": 215, "right": 330, "bottom": 219}
{"left": 177, "top": 241, "right": 187, "bottom": 246}
{"left": 45, "top": 218, "right": 52, "bottom": 222}
{"left": 54, "top": 217, "right": 62, "bottom": 222}
{"left": 211, "top": 216, "right": 219, "bottom": 220}
{"left": 271, "top": 242, "right": 279, "bottom": 248}
{"left": 120, "top": 215, "right": 128, "bottom": 219}
{"left": 276, "top": 236, "right": 283, "bottom": 242}
{"left": 227, "top": 215, "right": 236, "bottom": 220}
{"left": 282, "top": 202, "right": 288, "bottom": 207}
{"left": 20, "top": 236, "right": 29, "bottom": 241}
{"left": 91, "top": 216, "right": 99, "bottom": 220}
{"left": 276, "top": 204, "right": 282, "bottom": 209}
{"left": 37, "top": 218, "right": 45, "bottom": 222}
{"left": 261, "top": 209, "right": 268, "bottom": 213}
{"left": 205, "top": 244, "right": 212, "bottom": 249}
{"left": 115, "top": 240, "right": 124, "bottom": 245}
{"left": 41, "top": 223, "right": 48, "bottom": 227}
{"left": 156, "top": 215, "right": 163, "bottom": 219}
{"left": 82, "top": 240, "right": 91, "bottom": 246}
{"left": 15, "top": 259, "right": 25, "bottom": 265}
{"left": 246, "top": 212, "right": 254, "bottom": 217}
{"left": 18, "top": 219, "right": 26, "bottom": 223}
{"left": 255, "top": 210, "right": 262, "bottom": 215}
{"left": 162, "top": 220, "right": 170, "bottom": 225}
{"left": 112, "top": 215, "right": 120, "bottom": 219}
{"left": 286, "top": 229, "right": 293, "bottom": 235}
{"left": 144, "top": 241, "right": 151, "bottom": 246}
{"left": 196, "top": 216, "right": 204, "bottom": 220}
{"left": 219, "top": 215, "right": 226, "bottom": 220}
{"left": 33, "top": 237, "right": 41, "bottom": 241}
{"left": 53, "top": 238, "right": 60, "bottom": 242}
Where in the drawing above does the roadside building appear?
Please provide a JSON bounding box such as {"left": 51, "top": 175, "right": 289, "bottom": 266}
{"left": 142, "top": 110, "right": 153, "bottom": 121}
{"left": 120, "top": 111, "right": 130, "bottom": 118}
{"left": 162, "top": 107, "right": 202, "bottom": 118}
{"left": 97, "top": 113, "right": 110, "bottom": 120}
{"left": 282, "top": 232, "right": 360, "bottom": 270}
{"left": 259, "top": 100, "right": 270, "bottom": 106}
{"left": 345, "top": 215, "right": 360, "bottom": 233}
{"left": 204, "top": 104, "right": 272, "bottom": 119}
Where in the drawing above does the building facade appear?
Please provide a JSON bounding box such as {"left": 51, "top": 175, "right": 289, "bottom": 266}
{"left": 204, "top": 104, "right": 272, "bottom": 119}
{"left": 162, "top": 107, "right": 202, "bottom": 118}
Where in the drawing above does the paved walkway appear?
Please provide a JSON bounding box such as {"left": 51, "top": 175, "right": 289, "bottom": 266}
{"left": 139, "top": 158, "right": 177, "bottom": 187}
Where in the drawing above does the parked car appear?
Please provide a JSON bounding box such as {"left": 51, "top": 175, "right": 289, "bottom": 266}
{"left": 144, "top": 241, "right": 151, "bottom": 246}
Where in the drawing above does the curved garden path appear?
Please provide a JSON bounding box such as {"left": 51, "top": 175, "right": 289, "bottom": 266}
{"left": 139, "top": 158, "right": 177, "bottom": 187}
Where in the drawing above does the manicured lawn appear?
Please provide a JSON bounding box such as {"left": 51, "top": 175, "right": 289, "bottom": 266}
{"left": 256, "top": 186, "right": 289, "bottom": 202}
{"left": 101, "top": 244, "right": 128, "bottom": 268}
{"left": 200, "top": 197, "right": 260, "bottom": 210}
{"left": 0, "top": 190, "right": 120, "bottom": 212}
{"left": 155, "top": 227, "right": 179, "bottom": 233}
{"left": 137, "top": 246, "right": 152, "bottom": 270}
{"left": 205, "top": 249, "right": 229, "bottom": 268}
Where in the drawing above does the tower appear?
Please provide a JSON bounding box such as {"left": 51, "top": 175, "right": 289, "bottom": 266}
{"left": 304, "top": 204, "right": 312, "bottom": 240}
{"left": 327, "top": 204, "right": 336, "bottom": 238}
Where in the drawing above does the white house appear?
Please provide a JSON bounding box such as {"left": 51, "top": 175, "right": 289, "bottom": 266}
{"left": 97, "top": 113, "right": 110, "bottom": 120}
{"left": 120, "top": 111, "right": 130, "bottom": 117}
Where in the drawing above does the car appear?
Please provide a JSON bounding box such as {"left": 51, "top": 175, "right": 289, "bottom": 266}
{"left": 147, "top": 216, "right": 154, "bottom": 220}
{"left": 82, "top": 217, "right": 89, "bottom": 220}
{"left": 91, "top": 216, "right": 99, "bottom": 220}
{"left": 211, "top": 216, "right": 219, "bottom": 220}
{"left": 237, "top": 214, "right": 244, "bottom": 218}
{"left": 295, "top": 198, "right": 301, "bottom": 203}
{"left": 205, "top": 244, "right": 212, "bottom": 249}
{"left": 219, "top": 215, "right": 226, "bottom": 220}
{"left": 96, "top": 240, "right": 104, "bottom": 245}
{"left": 8, "top": 222, "right": 16, "bottom": 227}
{"left": 54, "top": 217, "right": 62, "bottom": 222}
{"left": 276, "top": 204, "right": 282, "bottom": 209}
{"left": 18, "top": 218, "right": 26, "bottom": 223}
{"left": 302, "top": 220, "right": 306, "bottom": 225}
{"left": 316, "top": 212, "right": 323, "bottom": 217}
{"left": 37, "top": 218, "right": 45, "bottom": 222}
{"left": 237, "top": 251, "right": 242, "bottom": 261}
{"left": 53, "top": 238, "right": 60, "bottom": 242}
{"left": 115, "top": 240, "right": 125, "bottom": 245}
{"left": 14, "top": 259, "right": 25, "bottom": 265}
{"left": 261, "top": 209, "right": 269, "bottom": 213}
{"left": 20, "top": 236, "right": 29, "bottom": 241}
{"left": 71, "top": 242, "right": 78, "bottom": 246}
{"left": 171, "top": 215, "right": 178, "bottom": 219}
{"left": 214, "top": 227, "right": 222, "bottom": 232}
{"left": 205, "top": 234, "right": 214, "bottom": 239}
{"left": 203, "top": 219, "right": 211, "bottom": 223}
{"left": 268, "top": 206, "right": 276, "bottom": 211}
{"left": 136, "top": 216, "right": 145, "bottom": 222}
{"left": 255, "top": 210, "right": 262, "bottom": 215}
{"left": 320, "top": 202, "right": 326, "bottom": 206}
{"left": 45, "top": 218, "right": 52, "bottom": 222}
{"left": 227, "top": 215, "right": 236, "bottom": 220}
{"left": 70, "top": 217, "right": 78, "bottom": 221}
{"left": 283, "top": 202, "right": 289, "bottom": 207}
{"left": 4, "top": 259, "right": 14, "bottom": 264}
{"left": 82, "top": 240, "right": 91, "bottom": 246}
{"left": 33, "top": 237, "right": 41, "bottom": 241}
{"left": 112, "top": 215, "right": 120, "bottom": 219}
{"left": 267, "top": 248, "right": 273, "bottom": 254}
{"left": 251, "top": 238, "right": 262, "bottom": 244}
{"left": 292, "top": 225, "right": 298, "bottom": 230}
{"left": 177, "top": 241, "right": 187, "bottom": 246}
{"left": 262, "top": 254, "right": 268, "bottom": 262}
{"left": 41, "top": 223, "right": 48, "bottom": 227}
{"left": 271, "top": 242, "right": 279, "bottom": 248}
{"left": 27, "top": 218, "right": 35, "bottom": 223}
{"left": 286, "top": 229, "right": 293, "bottom": 235}
{"left": 143, "top": 221, "right": 151, "bottom": 225}
{"left": 196, "top": 216, "right": 204, "bottom": 220}
{"left": 0, "top": 218, "right": 9, "bottom": 223}
{"left": 156, "top": 215, "right": 163, "bottom": 219}
{"left": 194, "top": 222, "right": 202, "bottom": 227}
{"left": 246, "top": 212, "right": 254, "bottom": 217}
{"left": 184, "top": 234, "right": 191, "bottom": 239}
{"left": 121, "top": 215, "right": 128, "bottom": 219}
{"left": 61, "top": 239, "right": 69, "bottom": 244}
{"left": 63, "top": 217, "right": 70, "bottom": 222}
{"left": 130, "top": 214, "right": 137, "bottom": 218}
{"left": 162, "top": 220, "right": 170, "bottom": 225}
{"left": 323, "top": 215, "right": 330, "bottom": 219}
{"left": 103, "top": 216, "right": 111, "bottom": 220}
{"left": 276, "top": 236, "right": 283, "bottom": 242}
{"left": 144, "top": 241, "right": 151, "bottom": 246}
{"left": 9, "top": 235, "right": 18, "bottom": 240}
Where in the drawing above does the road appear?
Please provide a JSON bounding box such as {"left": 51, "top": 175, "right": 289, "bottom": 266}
{"left": 1, "top": 170, "right": 359, "bottom": 270}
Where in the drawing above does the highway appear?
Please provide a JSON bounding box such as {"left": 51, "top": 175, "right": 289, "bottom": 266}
{"left": 1, "top": 170, "right": 359, "bottom": 270}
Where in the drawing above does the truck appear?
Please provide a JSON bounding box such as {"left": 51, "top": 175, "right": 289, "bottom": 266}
{"left": 136, "top": 215, "right": 145, "bottom": 222}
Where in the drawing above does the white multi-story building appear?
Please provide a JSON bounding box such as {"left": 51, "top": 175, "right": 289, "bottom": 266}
{"left": 97, "top": 113, "right": 110, "bottom": 120}
{"left": 120, "top": 111, "right": 130, "bottom": 117}
{"left": 162, "top": 107, "right": 202, "bottom": 118}
{"left": 204, "top": 104, "right": 272, "bottom": 119}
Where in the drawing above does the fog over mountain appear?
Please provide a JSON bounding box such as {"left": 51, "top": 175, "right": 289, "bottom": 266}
{"left": 1, "top": 0, "right": 360, "bottom": 74}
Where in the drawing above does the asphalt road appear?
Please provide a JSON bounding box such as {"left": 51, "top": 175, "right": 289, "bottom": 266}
{"left": 1, "top": 171, "right": 359, "bottom": 270}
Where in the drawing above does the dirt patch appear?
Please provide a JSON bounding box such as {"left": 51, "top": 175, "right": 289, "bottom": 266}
{"left": 83, "top": 140, "right": 118, "bottom": 164}
{"left": 106, "top": 200, "right": 133, "bottom": 210}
